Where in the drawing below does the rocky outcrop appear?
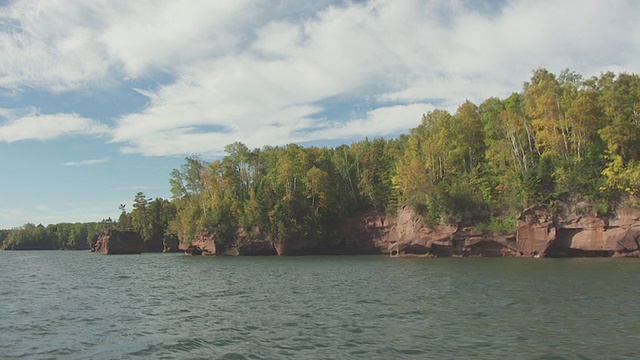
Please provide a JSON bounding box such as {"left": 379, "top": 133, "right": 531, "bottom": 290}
{"left": 385, "top": 206, "right": 517, "bottom": 258}
{"left": 142, "top": 235, "right": 181, "bottom": 253}
{"left": 179, "top": 232, "right": 216, "bottom": 255}
{"left": 382, "top": 202, "right": 640, "bottom": 258}
{"left": 163, "top": 235, "right": 180, "bottom": 253}
{"left": 516, "top": 206, "right": 557, "bottom": 257}
{"left": 272, "top": 238, "right": 330, "bottom": 256}
{"left": 179, "top": 229, "right": 276, "bottom": 256}
{"left": 91, "top": 230, "right": 144, "bottom": 255}
{"left": 221, "top": 238, "right": 277, "bottom": 256}
{"left": 269, "top": 212, "right": 393, "bottom": 255}
{"left": 174, "top": 207, "right": 518, "bottom": 257}
{"left": 176, "top": 215, "right": 391, "bottom": 256}
{"left": 173, "top": 200, "right": 640, "bottom": 258}
{"left": 335, "top": 211, "right": 390, "bottom": 254}
{"left": 516, "top": 201, "right": 640, "bottom": 257}
{"left": 218, "top": 228, "right": 276, "bottom": 256}
{"left": 143, "top": 236, "right": 164, "bottom": 253}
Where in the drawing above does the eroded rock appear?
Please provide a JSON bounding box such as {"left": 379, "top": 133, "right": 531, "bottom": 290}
{"left": 220, "top": 228, "right": 277, "bottom": 256}
{"left": 179, "top": 232, "right": 216, "bottom": 255}
{"left": 91, "top": 230, "right": 144, "bottom": 255}
{"left": 515, "top": 205, "right": 557, "bottom": 257}
{"left": 386, "top": 206, "right": 519, "bottom": 258}
{"left": 163, "top": 235, "right": 180, "bottom": 253}
{"left": 170, "top": 200, "right": 640, "bottom": 258}
{"left": 334, "top": 210, "right": 390, "bottom": 254}
{"left": 143, "top": 236, "right": 164, "bottom": 253}
{"left": 518, "top": 201, "right": 640, "bottom": 257}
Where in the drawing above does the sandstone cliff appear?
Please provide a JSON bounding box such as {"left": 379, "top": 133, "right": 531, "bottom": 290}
{"left": 91, "top": 230, "right": 145, "bottom": 255}
{"left": 219, "top": 228, "right": 277, "bottom": 256}
{"left": 383, "top": 206, "right": 517, "bottom": 258}
{"left": 176, "top": 201, "right": 640, "bottom": 258}
{"left": 178, "top": 232, "right": 217, "bottom": 255}
{"left": 143, "top": 236, "right": 164, "bottom": 253}
{"left": 385, "top": 202, "right": 640, "bottom": 258}
{"left": 162, "top": 235, "right": 180, "bottom": 253}
{"left": 518, "top": 202, "right": 640, "bottom": 258}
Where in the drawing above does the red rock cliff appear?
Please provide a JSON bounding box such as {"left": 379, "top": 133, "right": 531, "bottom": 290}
{"left": 384, "top": 206, "right": 517, "bottom": 258}
{"left": 174, "top": 202, "right": 640, "bottom": 258}
{"left": 91, "top": 230, "right": 144, "bottom": 255}
{"left": 518, "top": 202, "right": 640, "bottom": 257}
{"left": 178, "top": 232, "right": 217, "bottom": 255}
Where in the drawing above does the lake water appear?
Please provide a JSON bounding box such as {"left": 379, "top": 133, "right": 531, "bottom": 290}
{"left": 1, "top": 252, "right": 639, "bottom": 359}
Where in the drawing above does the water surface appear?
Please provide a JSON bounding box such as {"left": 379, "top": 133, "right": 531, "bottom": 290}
{"left": 1, "top": 251, "right": 639, "bottom": 359}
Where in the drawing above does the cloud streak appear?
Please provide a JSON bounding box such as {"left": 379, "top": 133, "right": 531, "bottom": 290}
{"left": 0, "top": 112, "right": 110, "bottom": 143}
{"left": 62, "top": 156, "right": 110, "bottom": 166}
{"left": 1, "top": 0, "right": 640, "bottom": 156}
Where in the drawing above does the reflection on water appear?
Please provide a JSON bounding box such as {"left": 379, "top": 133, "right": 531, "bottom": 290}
{"left": 1, "top": 251, "right": 639, "bottom": 359}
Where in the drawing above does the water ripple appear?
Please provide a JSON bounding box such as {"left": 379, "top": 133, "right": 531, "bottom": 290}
{"left": 1, "top": 253, "right": 640, "bottom": 359}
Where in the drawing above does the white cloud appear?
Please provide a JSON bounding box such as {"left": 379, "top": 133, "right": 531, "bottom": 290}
{"left": 0, "top": 112, "right": 110, "bottom": 142}
{"left": 0, "top": 1, "right": 112, "bottom": 91}
{"left": 62, "top": 156, "right": 110, "bottom": 166}
{"left": 304, "top": 103, "right": 437, "bottom": 140}
{"left": 108, "top": 0, "right": 640, "bottom": 156}
{"left": 0, "top": 107, "right": 19, "bottom": 118}
{"left": 98, "top": 0, "right": 255, "bottom": 77}
{"left": 0, "top": 0, "right": 334, "bottom": 89}
{"left": 1, "top": 0, "right": 640, "bottom": 156}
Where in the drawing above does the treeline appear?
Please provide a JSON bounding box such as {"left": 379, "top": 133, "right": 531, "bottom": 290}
{"left": 2, "top": 68, "right": 639, "bottom": 250}
{"left": 166, "top": 69, "right": 640, "bottom": 245}
{"left": 0, "top": 195, "right": 176, "bottom": 250}
{"left": 1, "top": 221, "right": 114, "bottom": 250}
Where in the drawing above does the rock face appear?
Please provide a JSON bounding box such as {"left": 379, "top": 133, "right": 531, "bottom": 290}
{"left": 174, "top": 199, "right": 640, "bottom": 258}
{"left": 143, "top": 236, "right": 164, "bottom": 253}
{"left": 163, "top": 235, "right": 180, "bottom": 253}
{"left": 179, "top": 228, "right": 278, "bottom": 256}
{"left": 91, "top": 230, "right": 144, "bottom": 255}
{"left": 385, "top": 206, "right": 517, "bottom": 258}
{"left": 174, "top": 210, "right": 392, "bottom": 256}
{"left": 219, "top": 228, "right": 277, "bottom": 256}
{"left": 222, "top": 238, "right": 277, "bottom": 256}
{"left": 272, "top": 237, "right": 331, "bottom": 256}
{"left": 516, "top": 206, "right": 557, "bottom": 257}
{"left": 383, "top": 201, "right": 640, "bottom": 258}
{"left": 269, "top": 212, "right": 391, "bottom": 256}
{"left": 518, "top": 202, "right": 640, "bottom": 257}
{"left": 179, "top": 232, "right": 217, "bottom": 255}
{"left": 335, "top": 211, "right": 389, "bottom": 254}
{"left": 173, "top": 207, "right": 520, "bottom": 257}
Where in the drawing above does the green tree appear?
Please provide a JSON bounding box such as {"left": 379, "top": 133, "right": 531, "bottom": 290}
{"left": 598, "top": 72, "right": 640, "bottom": 194}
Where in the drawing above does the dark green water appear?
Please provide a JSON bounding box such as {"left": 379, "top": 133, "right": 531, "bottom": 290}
{"left": 1, "top": 252, "right": 639, "bottom": 359}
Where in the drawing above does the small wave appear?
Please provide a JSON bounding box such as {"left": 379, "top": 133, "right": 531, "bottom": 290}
{"left": 219, "top": 353, "right": 249, "bottom": 360}
{"left": 127, "top": 337, "right": 223, "bottom": 358}
{"left": 37, "top": 347, "right": 76, "bottom": 357}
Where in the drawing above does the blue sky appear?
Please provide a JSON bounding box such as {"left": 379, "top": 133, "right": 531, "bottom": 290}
{"left": 1, "top": 0, "right": 640, "bottom": 229}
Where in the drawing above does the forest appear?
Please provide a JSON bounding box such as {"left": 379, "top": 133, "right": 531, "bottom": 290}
{"left": 2, "top": 68, "right": 640, "bottom": 250}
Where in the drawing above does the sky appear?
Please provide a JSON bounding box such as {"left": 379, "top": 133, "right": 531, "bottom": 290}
{"left": 1, "top": 0, "right": 640, "bottom": 229}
